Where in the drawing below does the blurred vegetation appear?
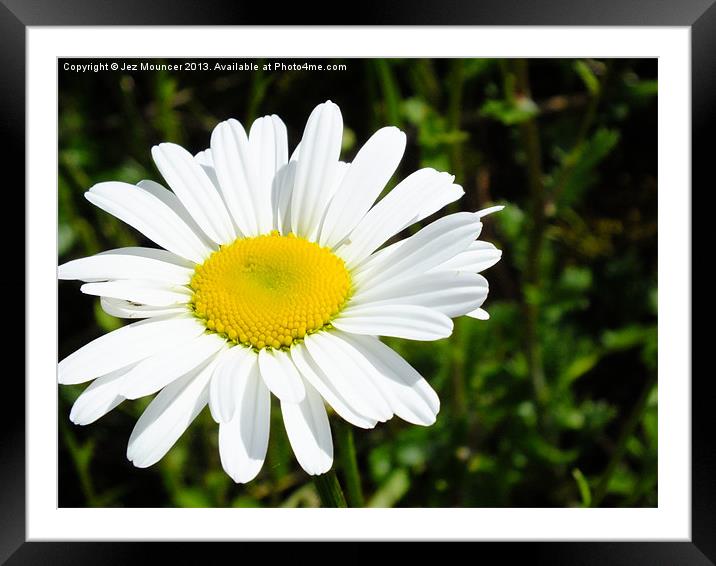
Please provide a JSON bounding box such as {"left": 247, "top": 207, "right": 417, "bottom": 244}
{"left": 58, "top": 58, "right": 657, "bottom": 508}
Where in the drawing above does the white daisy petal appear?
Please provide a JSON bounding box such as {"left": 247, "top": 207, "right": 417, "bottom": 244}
{"left": 257, "top": 348, "right": 306, "bottom": 403}
{"left": 333, "top": 304, "right": 454, "bottom": 341}
{"left": 303, "top": 332, "right": 393, "bottom": 421}
{"left": 58, "top": 249, "right": 193, "bottom": 284}
{"left": 58, "top": 314, "right": 205, "bottom": 385}
{"left": 331, "top": 161, "right": 350, "bottom": 192}
{"left": 137, "top": 180, "right": 217, "bottom": 248}
{"left": 209, "top": 346, "right": 257, "bottom": 423}
{"left": 272, "top": 158, "right": 348, "bottom": 235}
{"left": 193, "top": 148, "right": 220, "bottom": 184}
{"left": 218, "top": 359, "right": 270, "bottom": 483}
{"left": 432, "top": 240, "right": 503, "bottom": 274}
{"left": 475, "top": 205, "right": 505, "bottom": 218}
{"left": 152, "top": 143, "right": 236, "bottom": 244}
{"left": 338, "top": 333, "right": 440, "bottom": 426}
{"left": 353, "top": 212, "right": 482, "bottom": 288}
{"left": 210, "top": 118, "right": 260, "bottom": 236}
{"left": 337, "top": 168, "right": 463, "bottom": 266}
{"left": 69, "top": 365, "right": 134, "bottom": 425}
{"left": 319, "top": 126, "right": 406, "bottom": 248}
{"left": 291, "top": 344, "right": 385, "bottom": 428}
{"left": 290, "top": 101, "right": 343, "bottom": 239}
{"left": 414, "top": 181, "right": 465, "bottom": 222}
{"left": 100, "top": 297, "right": 187, "bottom": 319}
{"left": 99, "top": 246, "right": 195, "bottom": 266}
{"left": 121, "top": 333, "right": 227, "bottom": 400}
{"left": 194, "top": 148, "right": 214, "bottom": 168}
{"left": 80, "top": 280, "right": 191, "bottom": 307}
{"left": 86, "top": 182, "right": 212, "bottom": 264}
{"left": 272, "top": 160, "right": 297, "bottom": 234}
{"left": 281, "top": 379, "right": 333, "bottom": 476}
{"left": 127, "top": 356, "right": 218, "bottom": 468}
{"left": 466, "top": 307, "right": 491, "bottom": 320}
{"left": 349, "top": 271, "right": 489, "bottom": 318}
{"left": 248, "top": 115, "right": 288, "bottom": 234}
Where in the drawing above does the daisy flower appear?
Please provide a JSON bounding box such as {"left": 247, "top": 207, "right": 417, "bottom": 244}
{"left": 58, "top": 101, "right": 503, "bottom": 482}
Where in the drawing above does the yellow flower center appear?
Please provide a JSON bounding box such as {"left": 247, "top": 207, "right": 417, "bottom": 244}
{"left": 190, "top": 231, "right": 351, "bottom": 350}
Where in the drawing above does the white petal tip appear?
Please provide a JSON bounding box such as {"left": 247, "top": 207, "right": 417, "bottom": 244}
{"left": 466, "top": 308, "right": 490, "bottom": 320}
{"left": 127, "top": 451, "right": 157, "bottom": 469}
{"left": 227, "top": 467, "right": 262, "bottom": 484}
{"left": 69, "top": 413, "right": 105, "bottom": 426}
{"left": 354, "top": 419, "right": 379, "bottom": 430}
{"left": 211, "top": 407, "right": 236, "bottom": 424}
{"left": 68, "top": 414, "right": 84, "bottom": 426}
{"left": 57, "top": 371, "right": 77, "bottom": 386}
{"left": 308, "top": 462, "right": 334, "bottom": 477}
{"left": 475, "top": 205, "right": 505, "bottom": 218}
{"left": 415, "top": 412, "right": 439, "bottom": 426}
{"left": 119, "top": 389, "right": 141, "bottom": 401}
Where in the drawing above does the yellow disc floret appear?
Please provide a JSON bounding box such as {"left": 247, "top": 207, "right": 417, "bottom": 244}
{"left": 190, "top": 231, "right": 351, "bottom": 350}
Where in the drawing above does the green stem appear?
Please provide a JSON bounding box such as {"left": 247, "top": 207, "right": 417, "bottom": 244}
{"left": 338, "top": 423, "right": 365, "bottom": 507}
{"left": 446, "top": 60, "right": 468, "bottom": 421}
{"left": 59, "top": 416, "right": 98, "bottom": 506}
{"left": 374, "top": 59, "right": 402, "bottom": 127}
{"left": 512, "top": 59, "right": 550, "bottom": 424}
{"left": 592, "top": 373, "right": 657, "bottom": 507}
{"left": 313, "top": 470, "right": 347, "bottom": 508}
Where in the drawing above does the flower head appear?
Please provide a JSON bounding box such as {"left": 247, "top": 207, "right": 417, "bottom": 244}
{"left": 59, "top": 101, "right": 503, "bottom": 481}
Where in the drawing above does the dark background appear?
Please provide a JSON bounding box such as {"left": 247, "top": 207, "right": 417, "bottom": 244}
{"left": 58, "top": 57, "right": 657, "bottom": 508}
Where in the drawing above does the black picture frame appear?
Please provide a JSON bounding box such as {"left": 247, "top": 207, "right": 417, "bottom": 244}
{"left": 6, "top": 0, "right": 706, "bottom": 562}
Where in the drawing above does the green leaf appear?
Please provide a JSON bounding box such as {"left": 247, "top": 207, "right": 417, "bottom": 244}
{"left": 531, "top": 436, "right": 579, "bottom": 465}
{"left": 560, "top": 266, "right": 593, "bottom": 293}
{"left": 480, "top": 97, "right": 539, "bottom": 126}
{"left": 602, "top": 325, "right": 648, "bottom": 351}
{"left": 367, "top": 469, "right": 411, "bottom": 508}
{"left": 554, "top": 128, "right": 620, "bottom": 207}
{"left": 606, "top": 466, "right": 636, "bottom": 496}
{"left": 574, "top": 60, "right": 600, "bottom": 96}
{"left": 402, "top": 97, "right": 429, "bottom": 125}
{"left": 561, "top": 352, "right": 600, "bottom": 385}
{"left": 463, "top": 59, "right": 494, "bottom": 80}
{"left": 572, "top": 468, "right": 593, "bottom": 507}
{"left": 232, "top": 495, "right": 264, "bottom": 508}
{"left": 627, "top": 78, "right": 658, "bottom": 99}
{"left": 174, "top": 487, "right": 212, "bottom": 508}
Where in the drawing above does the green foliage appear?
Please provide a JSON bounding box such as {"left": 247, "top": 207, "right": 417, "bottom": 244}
{"left": 572, "top": 468, "right": 593, "bottom": 507}
{"left": 574, "top": 60, "right": 601, "bottom": 96}
{"left": 58, "top": 57, "right": 657, "bottom": 508}
{"left": 481, "top": 97, "right": 540, "bottom": 126}
{"left": 551, "top": 128, "right": 621, "bottom": 208}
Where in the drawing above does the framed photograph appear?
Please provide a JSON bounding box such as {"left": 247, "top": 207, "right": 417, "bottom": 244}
{"left": 7, "top": 0, "right": 706, "bottom": 562}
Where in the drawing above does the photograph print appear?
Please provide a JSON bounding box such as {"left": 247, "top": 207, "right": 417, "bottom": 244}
{"left": 57, "top": 57, "right": 658, "bottom": 509}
